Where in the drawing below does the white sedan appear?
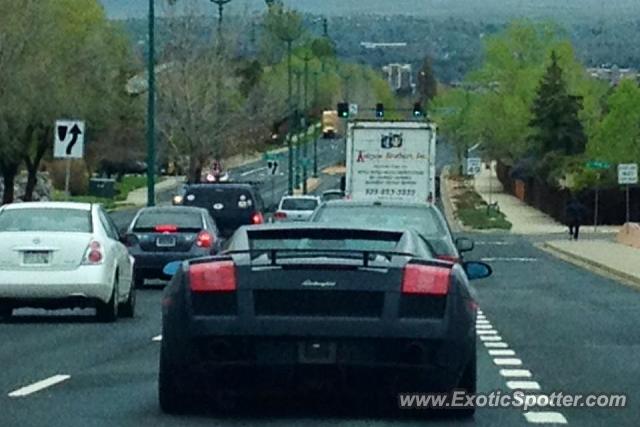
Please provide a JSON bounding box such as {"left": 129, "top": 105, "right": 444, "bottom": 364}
{"left": 273, "top": 195, "right": 321, "bottom": 222}
{"left": 0, "top": 202, "right": 135, "bottom": 322}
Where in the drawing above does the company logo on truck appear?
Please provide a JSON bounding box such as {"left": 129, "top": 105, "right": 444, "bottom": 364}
{"left": 381, "top": 132, "right": 403, "bottom": 149}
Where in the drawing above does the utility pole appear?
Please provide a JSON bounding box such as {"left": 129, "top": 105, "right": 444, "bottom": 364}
{"left": 146, "top": 0, "right": 156, "bottom": 207}
{"left": 302, "top": 52, "right": 312, "bottom": 194}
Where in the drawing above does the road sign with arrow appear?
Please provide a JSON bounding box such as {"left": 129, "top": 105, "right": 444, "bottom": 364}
{"left": 267, "top": 160, "right": 279, "bottom": 175}
{"left": 54, "top": 120, "right": 85, "bottom": 159}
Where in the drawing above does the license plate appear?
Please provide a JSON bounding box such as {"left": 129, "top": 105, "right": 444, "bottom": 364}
{"left": 298, "top": 341, "right": 337, "bottom": 364}
{"left": 156, "top": 235, "right": 176, "bottom": 248}
{"left": 23, "top": 251, "right": 50, "bottom": 265}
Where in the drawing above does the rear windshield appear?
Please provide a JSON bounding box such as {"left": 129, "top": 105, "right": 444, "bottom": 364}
{"left": 247, "top": 229, "right": 401, "bottom": 253}
{"left": 133, "top": 210, "right": 202, "bottom": 231}
{"left": 0, "top": 208, "right": 92, "bottom": 233}
{"left": 183, "top": 187, "right": 255, "bottom": 209}
{"left": 281, "top": 198, "right": 318, "bottom": 211}
{"left": 314, "top": 206, "right": 445, "bottom": 236}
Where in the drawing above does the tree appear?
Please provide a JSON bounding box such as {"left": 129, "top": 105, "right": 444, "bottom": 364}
{"left": 529, "top": 50, "right": 587, "bottom": 157}
{"left": 588, "top": 79, "right": 640, "bottom": 164}
{"left": 417, "top": 56, "right": 438, "bottom": 106}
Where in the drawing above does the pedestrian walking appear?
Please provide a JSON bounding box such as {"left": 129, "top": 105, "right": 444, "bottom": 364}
{"left": 565, "top": 197, "right": 587, "bottom": 240}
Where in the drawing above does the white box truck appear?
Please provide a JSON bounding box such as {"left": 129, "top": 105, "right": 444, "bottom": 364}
{"left": 345, "top": 120, "right": 437, "bottom": 202}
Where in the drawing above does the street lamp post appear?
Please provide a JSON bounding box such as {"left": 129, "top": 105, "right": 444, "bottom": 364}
{"left": 312, "top": 70, "right": 319, "bottom": 178}
{"left": 211, "top": 0, "right": 233, "bottom": 165}
{"left": 146, "top": 0, "right": 156, "bottom": 207}
{"left": 301, "top": 53, "right": 311, "bottom": 194}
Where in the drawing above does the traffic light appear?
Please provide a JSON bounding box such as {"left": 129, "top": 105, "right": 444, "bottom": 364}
{"left": 413, "top": 102, "right": 424, "bottom": 118}
{"left": 337, "top": 102, "right": 349, "bottom": 118}
{"left": 375, "top": 103, "right": 384, "bottom": 118}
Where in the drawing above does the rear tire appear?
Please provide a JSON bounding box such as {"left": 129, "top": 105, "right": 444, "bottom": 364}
{"left": 0, "top": 305, "right": 12, "bottom": 320}
{"left": 96, "top": 278, "right": 119, "bottom": 323}
{"left": 158, "top": 348, "right": 190, "bottom": 414}
{"left": 134, "top": 274, "right": 145, "bottom": 289}
{"left": 119, "top": 283, "right": 136, "bottom": 318}
{"left": 453, "top": 355, "right": 477, "bottom": 418}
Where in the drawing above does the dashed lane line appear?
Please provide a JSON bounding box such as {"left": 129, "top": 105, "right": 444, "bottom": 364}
{"left": 489, "top": 349, "right": 516, "bottom": 356}
{"left": 500, "top": 369, "right": 532, "bottom": 378}
{"left": 524, "top": 412, "right": 568, "bottom": 424}
{"left": 478, "top": 313, "right": 569, "bottom": 424}
{"left": 8, "top": 375, "right": 71, "bottom": 397}
{"left": 152, "top": 335, "right": 162, "bottom": 342}
{"left": 506, "top": 381, "right": 542, "bottom": 391}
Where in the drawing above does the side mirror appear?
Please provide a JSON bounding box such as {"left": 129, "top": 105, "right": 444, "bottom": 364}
{"left": 163, "top": 261, "right": 183, "bottom": 278}
{"left": 463, "top": 261, "right": 492, "bottom": 280}
{"left": 455, "top": 237, "right": 474, "bottom": 253}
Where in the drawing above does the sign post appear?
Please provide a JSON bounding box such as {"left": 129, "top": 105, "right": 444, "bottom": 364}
{"left": 586, "top": 160, "right": 611, "bottom": 231}
{"left": 618, "top": 163, "right": 638, "bottom": 224}
{"left": 54, "top": 120, "right": 85, "bottom": 196}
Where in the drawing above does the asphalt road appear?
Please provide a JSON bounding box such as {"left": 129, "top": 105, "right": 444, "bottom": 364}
{"left": 2, "top": 232, "right": 638, "bottom": 426}
{"left": 110, "top": 136, "right": 346, "bottom": 232}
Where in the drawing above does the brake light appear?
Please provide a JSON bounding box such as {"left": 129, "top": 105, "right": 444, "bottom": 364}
{"left": 196, "top": 230, "right": 213, "bottom": 248}
{"left": 273, "top": 211, "right": 287, "bottom": 220}
{"left": 155, "top": 224, "right": 177, "bottom": 233}
{"left": 437, "top": 255, "right": 460, "bottom": 263}
{"left": 402, "top": 264, "right": 451, "bottom": 295}
{"left": 251, "top": 212, "right": 264, "bottom": 224}
{"left": 189, "top": 261, "right": 236, "bottom": 292}
{"left": 83, "top": 241, "right": 103, "bottom": 265}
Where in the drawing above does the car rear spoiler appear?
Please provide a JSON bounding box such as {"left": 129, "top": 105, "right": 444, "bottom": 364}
{"left": 223, "top": 248, "right": 415, "bottom": 267}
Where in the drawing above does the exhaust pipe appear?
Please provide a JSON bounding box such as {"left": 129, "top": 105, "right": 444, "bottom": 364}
{"left": 402, "top": 341, "right": 427, "bottom": 365}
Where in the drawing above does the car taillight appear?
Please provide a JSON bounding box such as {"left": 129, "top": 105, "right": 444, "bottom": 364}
{"left": 196, "top": 230, "right": 214, "bottom": 248}
{"left": 83, "top": 241, "right": 103, "bottom": 265}
{"left": 402, "top": 264, "right": 451, "bottom": 295}
{"left": 251, "top": 212, "right": 264, "bottom": 224}
{"left": 155, "top": 224, "right": 177, "bottom": 233}
{"left": 273, "top": 211, "right": 287, "bottom": 220}
{"left": 437, "top": 255, "right": 460, "bottom": 263}
{"left": 189, "top": 261, "right": 236, "bottom": 292}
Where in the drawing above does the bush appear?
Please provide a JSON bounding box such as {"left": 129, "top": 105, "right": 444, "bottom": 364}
{"left": 46, "top": 160, "right": 89, "bottom": 196}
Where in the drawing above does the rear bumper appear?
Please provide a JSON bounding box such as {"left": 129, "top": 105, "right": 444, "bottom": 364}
{"left": 166, "top": 335, "right": 472, "bottom": 393}
{"left": 131, "top": 250, "right": 208, "bottom": 278}
{"left": 0, "top": 265, "right": 112, "bottom": 303}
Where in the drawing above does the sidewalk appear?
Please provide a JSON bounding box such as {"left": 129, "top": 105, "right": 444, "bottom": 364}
{"left": 473, "top": 162, "right": 619, "bottom": 235}
{"left": 543, "top": 239, "right": 640, "bottom": 288}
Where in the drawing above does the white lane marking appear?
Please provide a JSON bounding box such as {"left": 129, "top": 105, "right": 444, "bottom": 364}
{"left": 152, "top": 335, "right": 162, "bottom": 342}
{"left": 8, "top": 375, "right": 71, "bottom": 397}
{"left": 484, "top": 342, "right": 509, "bottom": 348}
{"left": 476, "top": 324, "right": 493, "bottom": 329}
{"left": 477, "top": 310, "right": 484, "bottom": 314}
{"left": 507, "top": 381, "right": 541, "bottom": 390}
{"left": 481, "top": 257, "right": 538, "bottom": 262}
{"left": 475, "top": 241, "right": 511, "bottom": 246}
{"left": 500, "top": 369, "right": 532, "bottom": 378}
{"left": 479, "top": 335, "right": 503, "bottom": 341}
{"left": 489, "top": 349, "right": 516, "bottom": 356}
{"left": 240, "top": 166, "right": 268, "bottom": 177}
{"left": 524, "top": 412, "right": 568, "bottom": 424}
{"left": 493, "top": 358, "right": 523, "bottom": 366}
{"left": 476, "top": 319, "right": 490, "bottom": 324}
{"left": 476, "top": 329, "right": 498, "bottom": 335}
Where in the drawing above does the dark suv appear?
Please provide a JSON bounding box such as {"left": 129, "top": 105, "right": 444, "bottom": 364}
{"left": 180, "top": 183, "right": 265, "bottom": 238}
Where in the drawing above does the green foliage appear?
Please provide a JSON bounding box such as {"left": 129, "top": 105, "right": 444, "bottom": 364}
{"left": 588, "top": 79, "right": 640, "bottom": 165}
{"left": 529, "top": 50, "right": 587, "bottom": 156}
{"left": 114, "top": 176, "right": 148, "bottom": 201}
{"left": 454, "top": 188, "right": 512, "bottom": 230}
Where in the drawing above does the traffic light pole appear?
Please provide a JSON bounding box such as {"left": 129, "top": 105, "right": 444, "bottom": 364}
{"left": 313, "top": 71, "right": 319, "bottom": 178}
{"left": 286, "top": 40, "right": 294, "bottom": 195}
{"left": 302, "top": 56, "right": 310, "bottom": 194}
{"left": 146, "top": 0, "right": 156, "bottom": 207}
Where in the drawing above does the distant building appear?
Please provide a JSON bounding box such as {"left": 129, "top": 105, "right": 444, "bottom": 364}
{"left": 586, "top": 66, "right": 639, "bottom": 85}
{"left": 382, "top": 63, "right": 414, "bottom": 95}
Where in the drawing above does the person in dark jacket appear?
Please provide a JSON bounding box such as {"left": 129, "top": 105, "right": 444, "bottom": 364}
{"left": 565, "top": 197, "right": 587, "bottom": 240}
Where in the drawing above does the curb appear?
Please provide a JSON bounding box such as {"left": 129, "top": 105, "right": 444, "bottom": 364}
{"left": 539, "top": 242, "right": 640, "bottom": 291}
{"left": 440, "top": 166, "right": 465, "bottom": 233}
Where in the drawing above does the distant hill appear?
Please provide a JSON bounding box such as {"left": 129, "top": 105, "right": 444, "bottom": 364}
{"left": 100, "top": 0, "right": 639, "bottom": 20}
